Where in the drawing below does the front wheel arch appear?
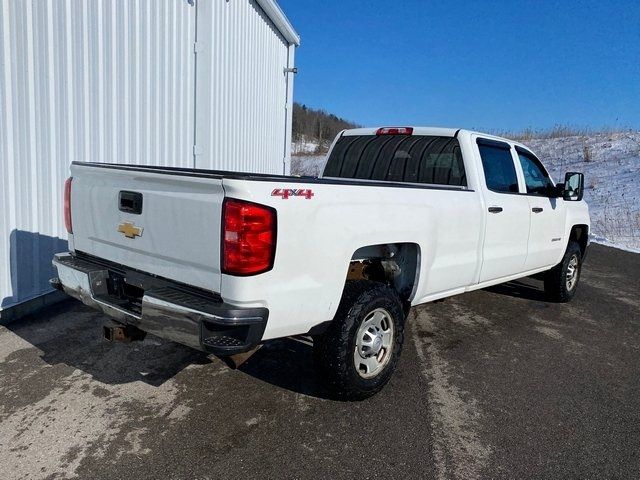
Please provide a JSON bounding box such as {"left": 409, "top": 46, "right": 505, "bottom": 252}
{"left": 568, "top": 224, "right": 589, "bottom": 259}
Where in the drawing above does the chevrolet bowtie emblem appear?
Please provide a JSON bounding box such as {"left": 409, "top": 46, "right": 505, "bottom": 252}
{"left": 118, "top": 222, "right": 143, "bottom": 239}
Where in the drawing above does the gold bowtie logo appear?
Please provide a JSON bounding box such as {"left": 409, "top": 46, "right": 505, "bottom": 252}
{"left": 118, "top": 222, "right": 143, "bottom": 239}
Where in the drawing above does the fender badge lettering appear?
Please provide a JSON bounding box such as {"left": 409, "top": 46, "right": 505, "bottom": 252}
{"left": 271, "top": 188, "right": 314, "bottom": 200}
{"left": 551, "top": 237, "right": 561, "bottom": 242}
{"left": 118, "top": 222, "right": 144, "bottom": 239}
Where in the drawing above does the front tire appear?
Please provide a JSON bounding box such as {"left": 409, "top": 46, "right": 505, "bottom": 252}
{"left": 544, "top": 241, "right": 582, "bottom": 302}
{"left": 313, "top": 280, "right": 405, "bottom": 401}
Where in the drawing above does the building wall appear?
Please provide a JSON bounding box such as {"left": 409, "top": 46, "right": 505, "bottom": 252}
{"left": 0, "top": 0, "right": 296, "bottom": 313}
{"left": 195, "top": 0, "right": 293, "bottom": 174}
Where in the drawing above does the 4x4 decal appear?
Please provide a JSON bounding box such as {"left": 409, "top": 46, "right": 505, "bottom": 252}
{"left": 271, "top": 188, "right": 314, "bottom": 200}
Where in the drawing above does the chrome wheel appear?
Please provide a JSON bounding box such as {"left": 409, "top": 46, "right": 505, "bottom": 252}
{"left": 566, "top": 254, "right": 579, "bottom": 291}
{"left": 354, "top": 308, "right": 394, "bottom": 379}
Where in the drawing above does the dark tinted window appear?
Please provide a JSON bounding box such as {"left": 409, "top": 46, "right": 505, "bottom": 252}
{"left": 517, "top": 151, "right": 555, "bottom": 196}
{"left": 323, "top": 135, "right": 466, "bottom": 186}
{"left": 478, "top": 144, "right": 519, "bottom": 193}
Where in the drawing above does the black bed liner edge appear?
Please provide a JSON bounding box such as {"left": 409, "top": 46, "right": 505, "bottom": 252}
{"left": 71, "top": 161, "right": 474, "bottom": 192}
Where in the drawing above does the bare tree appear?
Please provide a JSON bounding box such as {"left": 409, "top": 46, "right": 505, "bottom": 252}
{"left": 292, "top": 103, "right": 359, "bottom": 154}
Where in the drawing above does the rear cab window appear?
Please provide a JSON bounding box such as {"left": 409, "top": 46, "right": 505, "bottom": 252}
{"left": 323, "top": 134, "right": 467, "bottom": 187}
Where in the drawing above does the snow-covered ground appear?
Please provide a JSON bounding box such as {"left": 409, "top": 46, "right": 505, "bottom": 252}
{"left": 291, "top": 132, "right": 640, "bottom": 252}
{"left": 291, "top": 154, "right": 327, "bottom": 177}
{"left": 528, "top": 132, "right": 640, "bottom": 252}
{"left": 291, "top": 136, "right": 323, "bottom": 156}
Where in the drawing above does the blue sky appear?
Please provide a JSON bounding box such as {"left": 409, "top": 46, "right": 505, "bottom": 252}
{"left": 278, "top": 0, "right": 640, "bottom": 131}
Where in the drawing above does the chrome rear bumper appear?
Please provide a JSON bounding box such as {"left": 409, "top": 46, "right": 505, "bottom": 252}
{"left": 51, "top": 253, "right": 268, "bottom": 354}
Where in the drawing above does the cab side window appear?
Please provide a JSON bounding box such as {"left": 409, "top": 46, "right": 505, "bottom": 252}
{"left": 477, "top": 140, "right": 519, "bottom": 193}
{"left": 517, "top": 151, "right": 555, "bottom": 196}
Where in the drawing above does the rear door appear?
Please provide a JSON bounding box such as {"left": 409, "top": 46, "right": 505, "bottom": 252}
{"left": 69, "top": 163, "right": 225, "bottom": 293}
{"left": 515, "top": 147, "right": 567, "bottom": 269}
{"left": 476, "top": 138, "right": 531, "bottom": 283}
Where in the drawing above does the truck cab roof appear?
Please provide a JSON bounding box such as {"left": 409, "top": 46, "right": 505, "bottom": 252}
{"left": 340, "top": 127, "right": 536, "bottom": 155}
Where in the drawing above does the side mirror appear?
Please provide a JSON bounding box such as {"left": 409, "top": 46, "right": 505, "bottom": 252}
{"left": 563, "top": 172, "right": 584, "bottom": 201}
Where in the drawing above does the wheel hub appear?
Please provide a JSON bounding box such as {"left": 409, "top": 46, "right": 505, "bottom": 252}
{"left": 372, "top": 335, "right": 383, "bottom": 353}
{"left": 354, "top": 308, "right": 395, "bottom": 378}
{"left": 566, "top": 254, "right": 579, "bottom": 291}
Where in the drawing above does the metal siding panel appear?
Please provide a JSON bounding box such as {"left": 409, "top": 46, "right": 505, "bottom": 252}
{"left": 0, "top": 0, "right": 16, "bottom": 310}
{"left": 195, "top": 0, "right": 290, "bottom": 174}
{"left": 0, "top": 0, "right": 196, "bottom": 310}
{"left": 1, "top": 0, "right": 296, "bottom": 312}
{"left": 283, "top": 44, "right": 295, "bottom": 175}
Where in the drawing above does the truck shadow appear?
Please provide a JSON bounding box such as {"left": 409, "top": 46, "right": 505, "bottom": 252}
{"left": 4, "top": 278, "right": 556, "bottom": 397}
{"left": 5, "top": 300, "right": 331, "bottom": 397}
{"left": 237, "top": 337, "right": 332, "bottom": 399}
{"left": 484, "top": 279, "right": 549, "bottom": 302}
{"left": 4, "top": 301, "right": 211, "bottom": 387}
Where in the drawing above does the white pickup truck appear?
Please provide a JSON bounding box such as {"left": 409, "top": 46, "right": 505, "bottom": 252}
{"left": 52, "top": 127, "right": 590, "bottom": 399}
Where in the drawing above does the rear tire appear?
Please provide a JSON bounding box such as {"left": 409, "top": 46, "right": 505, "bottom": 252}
{"left": 313, "top": 281, "right": 405, "bottom": 401}
{"left": 544, "top": 241, "right": 582, "bottom": 303}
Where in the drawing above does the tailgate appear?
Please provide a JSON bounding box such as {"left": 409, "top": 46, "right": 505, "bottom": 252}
{"left": 69, "top": 163, "right": 224, "bottom": 293}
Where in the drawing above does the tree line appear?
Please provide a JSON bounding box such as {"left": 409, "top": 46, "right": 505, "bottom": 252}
{"left": 292, "top": 102, "right": 359, "bottom": 154}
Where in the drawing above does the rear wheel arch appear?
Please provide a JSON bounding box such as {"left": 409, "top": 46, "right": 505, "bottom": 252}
{"left": 346, "top": 242, "right": 420, "bottom": 309}
{"left": 307, "top": 243, "right": 420, "bottom": 338}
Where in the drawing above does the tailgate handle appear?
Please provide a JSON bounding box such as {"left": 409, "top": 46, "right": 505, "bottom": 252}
{"left": 119, "top": 191, "right": 143, "bottom": 214}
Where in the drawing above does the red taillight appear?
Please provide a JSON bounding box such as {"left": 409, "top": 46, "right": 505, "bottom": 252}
{"left": 376, "top": 127, "right": 413, "bottom": 135}
{"left": 222, "top": 198, "right": 276, "bottom": 276}
{"left": 64, "top": 177, "right": 73, "bottom": 234}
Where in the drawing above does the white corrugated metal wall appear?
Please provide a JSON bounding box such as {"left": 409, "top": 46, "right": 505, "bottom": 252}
{"left": 195, "top": 0, "right": 294, "bottom": 173}
{"left": 0, "top": 0, "right": 298, "bottom": 314}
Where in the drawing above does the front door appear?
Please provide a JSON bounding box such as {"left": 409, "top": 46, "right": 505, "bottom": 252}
{"left": 476, "top": 138, "right": 531, "bottom": 283}
{"left": 515, "top": 148, "right": 567, "bottom": 269}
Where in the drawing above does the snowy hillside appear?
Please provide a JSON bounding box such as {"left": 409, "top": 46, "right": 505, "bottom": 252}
{"left": 528, "top": 132, "right": 640, "bottom": 252}
{"left": 291, "top": 132, "right": 640, "bottom": 252}
{"left": 291, "top": 136, "right": 322, "bottom": 156}
{"left": 290, "top": 154, "right": 326, "bottom": 176}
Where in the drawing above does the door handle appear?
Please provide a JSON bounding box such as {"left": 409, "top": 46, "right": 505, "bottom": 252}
{"left": 119, "top": 191, "right": 143, "bottom": 214}
{"left": 532, "top": 207, "right": 544, "bottom": 213}
{"left": 488, "top": 207, "right": 503, "bottom": 213}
